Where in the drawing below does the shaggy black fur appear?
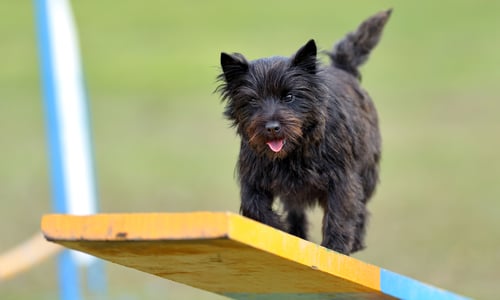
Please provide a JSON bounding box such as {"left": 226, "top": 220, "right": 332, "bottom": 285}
{"left": 216, "top": 10, "right": 391, "bottom": 255}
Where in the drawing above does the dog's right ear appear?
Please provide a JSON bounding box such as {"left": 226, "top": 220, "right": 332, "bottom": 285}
{"left": 220, "top": 52, "right": 249, "bottom": 83}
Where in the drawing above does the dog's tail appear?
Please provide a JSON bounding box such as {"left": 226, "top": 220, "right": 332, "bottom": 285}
{"left": 328, "top": 9, "right": 392, "bottom": 80}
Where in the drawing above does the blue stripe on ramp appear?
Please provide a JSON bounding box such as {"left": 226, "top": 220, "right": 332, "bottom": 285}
{"left": 380, "top": 269, "right": 470, "bottom": 300}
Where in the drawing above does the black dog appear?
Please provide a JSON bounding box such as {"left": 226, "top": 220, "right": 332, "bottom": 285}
{"left": 217, "top": 10, "right": 391, "bottom": 255}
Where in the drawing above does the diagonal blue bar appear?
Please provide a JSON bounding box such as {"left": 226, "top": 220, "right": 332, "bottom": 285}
{"left": 380, "top": 269, "right": 470, "bottom": 300}
{"left": 33, "top": 0, "right": 81, "bottom": 299}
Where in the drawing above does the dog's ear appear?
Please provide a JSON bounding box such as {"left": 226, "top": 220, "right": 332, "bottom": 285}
{"left": 220, "top": 52, "right": 249, "bottom": 83}
{"left": 292, "top": 39, "right": 317, "bottom": 74}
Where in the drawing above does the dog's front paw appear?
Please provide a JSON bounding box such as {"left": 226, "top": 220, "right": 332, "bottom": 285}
{"left": 321, "top": 236, "right": 353, "bottom": 255}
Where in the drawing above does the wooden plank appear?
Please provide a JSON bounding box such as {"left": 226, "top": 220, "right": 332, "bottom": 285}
{"left": 41, "top": 212, "right": 469, "bottom": 300}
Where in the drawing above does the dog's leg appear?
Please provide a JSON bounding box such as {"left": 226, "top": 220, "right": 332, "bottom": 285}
{"left": 240, "top": 182, "right": 285, "bottom": 231}
{"left": 285, "top": 208, "right": 308, "bottom": 240}
{"left": 352, "top": 164, "right": 379, "bottom": 252}
{"left": 352, "top": 206, "right": 368, "bottom": 252}
{"left": 321, "top": 173, "right": 364, "bottom": 255}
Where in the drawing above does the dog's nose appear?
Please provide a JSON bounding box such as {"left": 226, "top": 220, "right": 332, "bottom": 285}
{"left": 265, "top": 121, "right": 281, "bottom": 134}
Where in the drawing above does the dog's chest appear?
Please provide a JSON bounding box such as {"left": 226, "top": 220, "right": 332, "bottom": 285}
{"left": 267, "top": 159, "right": 328, "bottom": 201}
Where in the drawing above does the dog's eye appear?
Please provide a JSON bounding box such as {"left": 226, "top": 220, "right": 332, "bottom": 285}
{"left": 249, "top": 98, "right": 259, "bottom": 107}
{"left": 283, "top": 93, "right": 295, "bottom": 103}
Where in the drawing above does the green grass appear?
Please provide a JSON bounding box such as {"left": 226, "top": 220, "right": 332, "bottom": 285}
{"left": 1, "top": 0, "right": 500, "bottom": 299}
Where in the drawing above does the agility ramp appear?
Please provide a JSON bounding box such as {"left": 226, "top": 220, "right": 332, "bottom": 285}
{"left": 41, "top": 212, "right": 468, "bottom": 300}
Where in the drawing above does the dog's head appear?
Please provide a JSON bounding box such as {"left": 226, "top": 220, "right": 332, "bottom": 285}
{"left": 217, "top": 40, "right": 326, "bottom": 159}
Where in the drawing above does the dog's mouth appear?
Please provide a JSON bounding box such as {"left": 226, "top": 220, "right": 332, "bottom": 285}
{"left": 266, "top": 139, "right": 285, "bottom": 153}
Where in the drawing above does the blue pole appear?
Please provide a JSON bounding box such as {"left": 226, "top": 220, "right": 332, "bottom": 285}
{"left": 34, "top": 0, "right": 107, "bottom": 298}
{"left": 33, "top": 1, "right": 82, "bottom": 299}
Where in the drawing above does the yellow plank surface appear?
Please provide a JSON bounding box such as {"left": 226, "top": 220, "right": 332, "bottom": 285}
{"left": 42, "top": 212, "right": 393, "bottom": 299}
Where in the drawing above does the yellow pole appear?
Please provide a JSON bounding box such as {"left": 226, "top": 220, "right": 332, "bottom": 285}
{"left": 0, "top": 232, "right": 61, "bottom": 281}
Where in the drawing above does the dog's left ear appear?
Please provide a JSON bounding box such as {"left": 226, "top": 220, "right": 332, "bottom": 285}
{"left": 292, "top": 39, "right": 317, "bottom": 74}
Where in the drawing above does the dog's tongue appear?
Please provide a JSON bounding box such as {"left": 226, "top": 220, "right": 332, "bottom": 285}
{"left": 267, "top": 139, "right": 284, "bottom": 153}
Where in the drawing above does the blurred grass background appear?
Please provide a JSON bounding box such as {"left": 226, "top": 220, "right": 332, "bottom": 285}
{"left": 1, "top": 0, "right": 499, "bottom": 299}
